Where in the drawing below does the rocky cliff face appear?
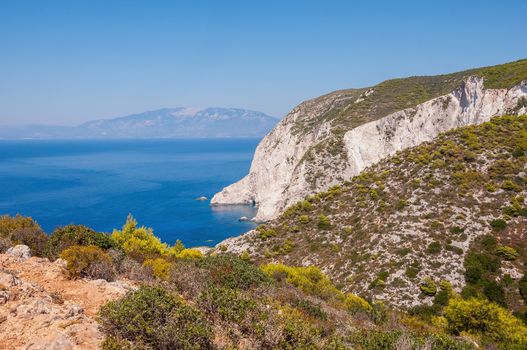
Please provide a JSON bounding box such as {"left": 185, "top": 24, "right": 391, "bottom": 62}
{"left": 212, "top": 71, "right": 527, "bottom": 221}
{"left": 215, "top": 113, "right": 527, "bottom": 309}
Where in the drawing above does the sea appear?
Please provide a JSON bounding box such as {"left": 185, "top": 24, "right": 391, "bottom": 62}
{"left": 0, "top": 139, "right": 259, "bottom": 247}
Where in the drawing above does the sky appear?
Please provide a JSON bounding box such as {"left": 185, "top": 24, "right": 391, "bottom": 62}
{"left": 0, "top": 0, "right": 526, "bottom": 126}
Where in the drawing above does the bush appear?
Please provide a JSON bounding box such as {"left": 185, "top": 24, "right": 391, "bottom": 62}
{"left": 426, "top": 241, "right": 442, "bottom": 254}
{"left": 444, "top": 297, "right": 527, "bottom": 346}
{"left": 299, "top": 215, "right": 310, "bottom": 224}
{"left": 420, "top": 277, "right": 437, "bottom": 296}
{"left": 261, "top": 263, "right": 341, "bottom": 300}
{"left": 277, "top": 306, "right": 322, "bottom": 350}
{"left": 483, "top": 280, "right": 506, "bottom": 306}
{"left": 11, "top": 227, "right": 48, "bottom": 257}
{"left": 450, "top": 226, "right": 464, "bottom": 234}
{"left": 176, "top": 248, "right": 203, "bottom": 259}
{"left": 256, "top": 225, "right": 277, "bottom": 240}
{"left": 168, "top": 261, "right": 209, "bottom": 298}
{"left": 198, "top": 254, "right": 270, "bottom": 290}
{"left": 405, "top": 266, "right": 420, "bottom": 279}
{"left": 199, "top": 285, "right": 256, "bottom": 322}
{"left": 501, "top": 180, "right": 522, "bottom": 192}
{"left": 317, "top": 215, "right": 331, "bottom": 229}
{"left": 98, "top": 285, "right": 213, "bottom": 349}
{"left": 519, "top": 273, "right": 527, "bottom": 304}
{"left": 344, "top": 293, "right": 372, "bottom": 313}
{"left": 111, "top": 215, "right": 174, "bottom": 261}
{"left": 143, "top": 258, "right": 171, "bottom": 280}
{"left": 60, "top": 245, "right": 114, "bottom": 281}
{"left": 464, "top": 252, "right": 500, "bottom": 284}
{"left": 490, "top": 218, "right": 507, "bottom": 231}
{"left": 291, "top": 298, "right": 327, "bottom": 320}
{"left": 0, "top": 238, "right": 11, "bottom": 253}
{"left": 496, "top": 245, "right": 519, "bottom": 260}
{"left": 46, "top": 224, "right": 114, "bottom": 259}
{"left": 0, "top": 214, "right": 41, "bottom": 239}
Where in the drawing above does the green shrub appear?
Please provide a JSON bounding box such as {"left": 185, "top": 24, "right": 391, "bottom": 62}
{"left": 519, "top": 273, "right": 527, "bottom": 304}
{"left": 480, "top": 234, "right": 497, "bottom": 250}
{"left": 11, "top": 227, "right": 48, "bottom": 257}
{"left": 426, "top": 241, "right": 442, "bottom": 254}
{"left": 256, "top": 225, "right": 277, "bottom": 240}
{"left": 111, "top": 215, "right": 174, "bottom": 261}
{"left": 405, "top": 266, "right": 420, "bottom": 279}
{"left": 47, "top": 224, "right": 114, "bottom": 259}
{"left": 0, "top": 214, "right": 41, "bottom": 239}
{"left": 278, "top": 306, "right": 322, "bottom": 350}
{"left": 299, "top": 215, "right": 310, "bottom": 224}
{"left": 369, "top": 271, "right": 390, "bottom": 289}
{"left": 501, "top": 180, "right": 523, "bottom": 192}
{"left": 483, "top": 280, "right": 506, "bottom": 307}
{"left": 98, "top": 286, "right": 213, "bottom": 349}
{"left": 143, "top": 258, "right": 171, "bottom": 280}
{"left": 450, "top": 226, "right": 464, "bottom": 234}
{"left": 485, "top": 182, "right": 497, "bottom": 192}
{"left": 344, "top": 293, "right": 372, "bottom": 313}
{"left": 444, "top": 297, "right": 527, "bottom": 346}
{"left": 317, "top": 215, "right": 331, "bottom": 229}
{"left": 199, "top": 254, "right": 270, "bottom": 290}
{"left": 496, "top": 245, "right": 519, "bottom": 260}
{"left": 464, "top": 252, "right": 500, "bottom": 284}
{"left": 291, "top": 298, "right": 327, "bottom": 320}
{"left": 60, "top": 245, "right": 114, "bottom": 281}
{"left": 445, "top": 244, "right": 463, "bottom": 255}
{"left": 420, "top": 277, "right": 437, "bottom": 296}
{"left": 199, "top": 285, "right": 256, "bottom": 322}
{"left": 460, "top": 285, "right": 479, "bottom": 300}
{"left": 490, "top": 218, "right": 507, "bottom": 231}
{"left": 409, "top": 304, "right": 442, "bottom": 320}
{"left": 261, "top": 263, "right": 341, "bottom": 300}
{"left": 176, "top": 248, "right": 203, "bottom": 259}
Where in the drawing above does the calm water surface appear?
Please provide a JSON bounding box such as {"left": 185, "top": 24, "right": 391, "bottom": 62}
{"left": 0, "top": 139, "right": 258, "bottom": 246}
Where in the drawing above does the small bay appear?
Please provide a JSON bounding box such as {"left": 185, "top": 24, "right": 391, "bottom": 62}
{"left": 0, "top": 138, "right": 258, "bottom": 246}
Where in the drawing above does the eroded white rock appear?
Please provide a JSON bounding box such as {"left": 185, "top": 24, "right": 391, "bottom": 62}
{"left": 212, "top": 78, "right": 527, "bottom": 221}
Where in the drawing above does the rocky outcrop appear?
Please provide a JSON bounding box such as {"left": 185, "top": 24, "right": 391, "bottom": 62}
{"left": 6, "top": 245, "right": 31, "bottom": 260}
{"left": 212, "top": 77, "right": 527, "bottom": 221}
{"left": 0, "top": 253, "right": 134, "bottom": 350}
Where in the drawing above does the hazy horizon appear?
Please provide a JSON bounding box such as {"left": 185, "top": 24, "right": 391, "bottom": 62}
{"left": 1, "top": 0, "right": 526, "bottom": 126}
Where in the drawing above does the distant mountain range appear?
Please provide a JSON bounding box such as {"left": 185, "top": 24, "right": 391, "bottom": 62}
{"left": 0, "top": 108, "right": 278, "bottom": 139}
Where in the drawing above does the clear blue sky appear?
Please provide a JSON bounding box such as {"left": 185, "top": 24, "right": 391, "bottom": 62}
{"left": 1, "top": 0, "right": 526, "bottom": 126}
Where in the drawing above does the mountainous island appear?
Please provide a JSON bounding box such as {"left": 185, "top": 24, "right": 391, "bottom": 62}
{"left": 1, "top": 59, "right": 527, "bottom": 349}
{"left": 0, "top": 107, "right": 278, "bottom": 139}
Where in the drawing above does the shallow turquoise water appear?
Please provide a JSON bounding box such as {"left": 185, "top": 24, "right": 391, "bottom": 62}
{"left": 0, "top": 139, "right": 258, "bottom": 246}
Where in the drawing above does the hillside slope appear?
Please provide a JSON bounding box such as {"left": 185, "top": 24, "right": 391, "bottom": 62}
{"left": 218, "top": 114, "right": 527, "bottom": 313}
{"left": 212, "top": 59, "right": 527, "bottom": 221}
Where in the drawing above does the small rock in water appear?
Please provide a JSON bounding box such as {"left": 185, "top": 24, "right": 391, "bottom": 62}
{"left": 195, "top": 196, "right": 208, "bottom": 201}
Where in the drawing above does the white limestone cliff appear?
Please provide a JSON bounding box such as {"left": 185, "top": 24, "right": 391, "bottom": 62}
{"left": 212, "top": 77, "right": 527, "bottom": 221}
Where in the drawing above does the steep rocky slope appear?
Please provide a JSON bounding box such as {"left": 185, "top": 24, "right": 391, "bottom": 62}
{"left": 0, "top": 249, "right": 133, "bottom": 349}
{"left": 217, "top": 114, "right": 527, "bottom": 312}
{"left": 212, "top": 59, "right": 527, "bottom": 221}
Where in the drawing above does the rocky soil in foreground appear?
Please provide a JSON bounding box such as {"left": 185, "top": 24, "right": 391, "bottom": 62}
{"left": 0, "top": 246, "right": 135, "bottom": 350}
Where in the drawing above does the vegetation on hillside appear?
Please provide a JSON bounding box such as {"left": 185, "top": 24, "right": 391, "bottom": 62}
{"left": 228, "top": 114, "right": 527, "bottom": 348}
{"left": 1, "top": 214, "right": 478, "bottom": 349}
{"left": 291, "top": 59, "right": 527, "bottom": 188}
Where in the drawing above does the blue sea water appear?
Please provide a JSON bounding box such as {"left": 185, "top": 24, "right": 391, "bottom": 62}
{"left": 0, "top": 139, "right": 259, "bottom": 247}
